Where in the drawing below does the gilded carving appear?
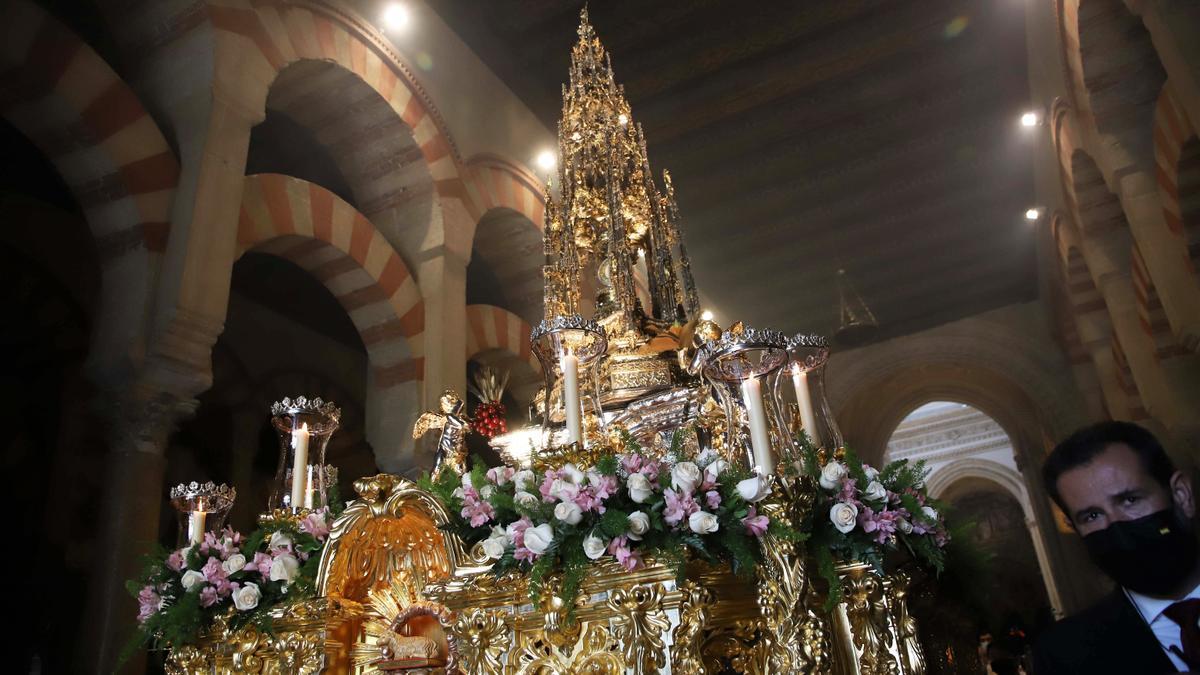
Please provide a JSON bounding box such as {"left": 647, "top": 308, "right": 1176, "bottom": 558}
{"left": 887, "top": 571, "right": 926, "bottom": 675}
{"left": 452, "top": 607, "right": 511, "bottom": 674}
{"left": 607, "top": 585, "right": 671, "bottom": 674}
{"left": 671, "top": 581, "right": 715, "bottom": 674}
{"left": 840, "top": 564, "right": 900, "bottom": 675}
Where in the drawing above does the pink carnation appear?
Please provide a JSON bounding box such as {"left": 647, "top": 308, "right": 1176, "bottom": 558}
{"left": 166, "top": 549, "right": 186, "bottom": 572}
{"left": 199, "top": 586, "right": 220, "bottom": 608}
{"left": 299, "top": 510, "right": 330, "bottom": 540}
{"left": 607, "top": 535, "right": 643, "bottom": 571}
{"left": 663, "top": 488, "right": 699, "bottom": 527}
{"left": 136, "top": 585, "right": 160, "bottom": 624}
{"left": 460, "top": 487, "right": 495, "bottom": 528}
{"left": 705, "top": 490, "right": 722, "bottom": 510}
{"left": 486, "top": 466, "right": 515, "bottom": 485}
{"left": 742, "top": 507, "right": 769, "bottom": 537}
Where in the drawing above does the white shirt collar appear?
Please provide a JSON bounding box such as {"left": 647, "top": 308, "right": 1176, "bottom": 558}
{"left": 1127, "top": 582, "right": 1200, "bottom": 624}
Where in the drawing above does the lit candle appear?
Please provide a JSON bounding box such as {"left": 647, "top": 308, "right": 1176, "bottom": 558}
{"left": 741, "top": 374, "right": 775, "bottom": 474}
{"left": 791, "top": 365, "right": 820, "bottom": 447}
{"left": 290, "top": 422, "right": 310, "bottom": 510}
{"left": 188, "top": 510, "right": 207, "bottom": 545}
{"left": 561, "top": 352, "right": 583, "bottom": 446}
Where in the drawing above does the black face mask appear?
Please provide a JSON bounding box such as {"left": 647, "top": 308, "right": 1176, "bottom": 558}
{"left": 1083, "top": 509, "right": 1199, "bottom": 596}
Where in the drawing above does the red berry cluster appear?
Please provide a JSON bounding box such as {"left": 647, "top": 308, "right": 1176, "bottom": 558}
{"left": 472, "top": 401, "right": 507, "bottom": 438}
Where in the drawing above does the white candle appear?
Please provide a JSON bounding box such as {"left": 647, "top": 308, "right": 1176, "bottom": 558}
{"left": 290, "top": 422, "right": 310, "bottom": 509}
{"left": 188, "top": 510, "right": 207, "bottom": 545}
{"left": 791, "top": 366, "right": 820, "bottom": 447}
{"left": 303, "top": 465, "right": 316, "bottom": 509}
{"left": 741, "top": 374, "right": 775, "bottom": 475}
{"left": 561, "top": 353, "right": 583, "bottom": 446}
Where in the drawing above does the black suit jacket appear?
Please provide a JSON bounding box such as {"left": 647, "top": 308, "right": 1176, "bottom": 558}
{"left": 1033, "top": 590, "right": 1179, "bottom": 674}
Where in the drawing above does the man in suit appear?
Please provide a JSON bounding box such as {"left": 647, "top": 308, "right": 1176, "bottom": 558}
{"left": 1034, "top": 421, "right": 1200, "bottom": 674}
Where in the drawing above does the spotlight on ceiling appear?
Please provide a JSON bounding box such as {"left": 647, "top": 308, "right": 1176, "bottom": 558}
{"left": 1025, "top": 207, "right": 1042, "bottom": 221}
{"left": 700, "top": 310, "right": 714, "bottom": 321}
{"left": 382, "top": 3, "right": 410, "bottom": 30}
{"left": 1020, "top": 111, "right": 1040, "bottom": 127}
{"left": 536, "top": 150, "right": 557, "bottom": 171}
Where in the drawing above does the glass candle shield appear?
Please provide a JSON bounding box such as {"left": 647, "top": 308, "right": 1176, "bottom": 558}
{"left": 699, "top": 328, "right": 793, "bottom": 475}
{"left": 269, "top": 396, "right": 341, "bottom": 512}
{"left": 531, "top": 316, "right": 608, "bottom": 452}
{"left": 169, "top": 482, "right": 236, "bottom": 547}
{"left": 786, "top": 334, "right": 844, "bottom": 451}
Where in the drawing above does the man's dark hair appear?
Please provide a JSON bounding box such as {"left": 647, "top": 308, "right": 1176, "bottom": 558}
{"left": 1043, "top": 421, "right": 1174, "bottom": 512}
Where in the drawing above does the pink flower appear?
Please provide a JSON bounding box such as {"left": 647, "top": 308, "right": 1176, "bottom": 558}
{"left": 460, "top": 487, "right": 496, "bottom": 528}
{"left": 663, "top": 488, "right": 700, "bottom": 527}
{"left": 486, "top": 466, "right": 515, "bottom": 485}
{"left": 705, "top": 490, "right": 722, "bottom": 510}
{"left": 202, "top": 556, "right": 236, "bottom": 595}
{"left": 245, "top": 552, "right": 273, "bottom": 578}
{"left": 838, "top": 477, "right": 859, "bottom": 504}
{"left": 742, "top": 507, "right": 769, "bottom": 537}
{"left": 607, "top": 535, "right": 643, "bottom": 571}
{"left": 166, "top": 549, "right": 186, "bottom": 572}
{"left": 858, "top": 507, "right": 899, "bottom": 545}
{"left": 591, "top": 475, "right": 618, "bottom": 501}
{"left": 299, "top": 511, "right": 330, "bottom": 540}
{"left": 136, "top": 585, "right": 160, "bottom": 624}
{"left": 199, "top": 586, "right": 220, "bottom": 608}
{"left": 620, "top": 454, "right": 643, "bottom": 475}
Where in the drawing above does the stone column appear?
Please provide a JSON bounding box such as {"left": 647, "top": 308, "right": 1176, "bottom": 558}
{"left": 414, "top": 246, "right": 469, "bottom": 471}
{"left": 80, "top": 385, "right": 198, "bottom": 674}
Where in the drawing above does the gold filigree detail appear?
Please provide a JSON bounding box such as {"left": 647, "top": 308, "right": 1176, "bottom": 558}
{"left": 452, "top": 607, "right": 511, "bottom": 674}
{"left": 888, "top": 571, "right": 926, "bottom": 675}
{"left": 671, "top": 581, "right": 715, "bottom": 674}
{"left": 607, "top": 585, "right": 671, "bottom": 674}
{"left": 838, "top": 562, "right": 900, "bottom": 675}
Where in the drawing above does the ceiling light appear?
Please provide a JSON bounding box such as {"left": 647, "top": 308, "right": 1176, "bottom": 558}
{"left": 700, "top": 310, "right": 714, "bottom": 321}
{"left": 536, "top": 150, "right": 557, "bottom": 171}
{"left": 1020, "top": 111, "right": 1040, "bottom": 127}
{"left": 382, "top": 3, "right": 409, "bottom": 30}
{"left": 1025, "top": 207, "right": 1041, "bottom": 221}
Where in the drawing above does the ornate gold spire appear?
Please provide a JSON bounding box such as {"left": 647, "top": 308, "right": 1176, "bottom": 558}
{"left": 541, "top": 7, "right": 699, "bottom": 330}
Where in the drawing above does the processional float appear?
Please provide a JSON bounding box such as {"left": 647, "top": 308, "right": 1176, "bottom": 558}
{"left": 161, "top": 9, "right": 931, "bottom": 674}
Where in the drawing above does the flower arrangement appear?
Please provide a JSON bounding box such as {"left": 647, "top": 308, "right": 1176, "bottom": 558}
{"left": 420, "top": 431, "right": 802, "bottom": 612}
{"left": 793, "top": 434, "right": 950, "bottom": 607}
{"left": 123, "top": 508, "right": 333, "bottom": 658}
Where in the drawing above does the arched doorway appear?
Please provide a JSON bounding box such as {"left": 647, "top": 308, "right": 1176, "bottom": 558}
{"left": 886, "top": 401, "right": 1057, "bottom": 670}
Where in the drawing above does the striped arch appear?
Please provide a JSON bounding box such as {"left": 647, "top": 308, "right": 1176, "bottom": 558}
{"left": 464, "top": 304, "right": 538, "bottom": 373}
{"left": 1057, "top": 0, "right": 1165, "bottom": 173}
{"left": 1131, "top": 243, "right": 1186, "bottom": 361}
{"left": 209, "top": 0, "right": 474, "bottom": 258}
{"left": 465, "top": 304, "right": 542, "bottom": 408}
{"left": 238, "top": 173, "right": 424, "bottom": 472}
{"left": 1154, "top": 83, "right": 1200, "bottom": 286}
{"left": 1110, "top": 331, "right": 1150, "bottom": 421}
{"left": 0, "top": 0, "right": 178, "bottom": 379}
{"left": 464, "top": 155, "right": 547, "bottom": 227}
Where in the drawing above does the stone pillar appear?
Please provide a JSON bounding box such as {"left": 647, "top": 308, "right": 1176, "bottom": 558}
{"left": 416, "top": 246, "right": 470, "bottom": 468}
{"left": 80, "top": 385, "right": 198, "bottom": 674}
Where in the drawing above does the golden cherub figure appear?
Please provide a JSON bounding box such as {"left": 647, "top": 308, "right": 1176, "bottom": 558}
{"left": 412, "top": 390, "right": 469, "bottom": 476}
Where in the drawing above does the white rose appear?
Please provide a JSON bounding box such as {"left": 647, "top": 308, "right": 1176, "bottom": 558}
{"left": 523, "top": 524, "right": 555, "bottom": 555}
{"left": 482, "top": 534, "right": 507, "bottom": 560}
{"left": 627, "top": 511, "right": 650, "bottom": 540}
{"left": 451, "top": 487, "right": 466, "bottom": 500}
{"left": 561, "top": 463, "right": 585, "bottom": 485}
{"left": 688, "top": 511, "right": 720, "bottom": 534}
{"left": 233, "top": 582, "right": 261, "bottom": 611}
{"left": 554, "top": 501, "right": 584, "bottom": 525}
{"left": 863, "top": 481, "right": 888, "bottom": 503}
{"left": 513, "top": 470, "right": 535, "bottom": 492}
{"left": 705, "top": 458, "right": 729, "bottom": 479}
{"left": 480, "top": 484, "right": 496, "bottom": 500}
{"left": 583, "top": 534, "right": 607, "bottom": 560}
{"left": 671, "top": 462, "right": 702, "bottom": 494}
{"left": 819, "top": 462, "right": 848, "bottom": 491}
{"left": 627, "top": 472, "right": 653, "bottom": 503}
{"left": 514, "top": 491, "right": 540, "bottom": 508}
{"left": 181, "top": 570, "right": 205, "bottom": 590}
{"left": 268, "top": 531, "right": 293, "bottom": 550}
{"left": 696, "top": 448, "right": 718, "bottom": 465}
{"left": 921, "top": 506, "right": 939, "bottom": 523}
{"left": 897, "top": 518, "right": 913, "bottom": 535}
{"left": 830, "top": 502, "right": 859, "bottom": 534}
{"left": 862, "top": 465, "right": 879, "bottom": 481}
{"left": 462, "top": 473, "right": 475, "bottom": 490}
{"left": 736, "top": 476, "right": 770, "bottom": 503}
{"left": 269, "top": 553, "right": 300, "bottom": 584}
{"left": 222, "top": 553, "right": 247, "bottom": 575}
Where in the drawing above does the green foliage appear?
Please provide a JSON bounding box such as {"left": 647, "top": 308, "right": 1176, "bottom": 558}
{"left": 599, "top": 508, "right": 630, "bottom": 538}
{"left": 594, "top": 453, "right": 619, "bottom": 476}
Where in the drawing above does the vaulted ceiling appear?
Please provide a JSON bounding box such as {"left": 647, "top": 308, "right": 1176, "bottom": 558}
{"left": 430, "top": 0, "right": 1038, "bottom": 343}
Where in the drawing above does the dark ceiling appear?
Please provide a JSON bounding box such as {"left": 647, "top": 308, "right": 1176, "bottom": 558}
{"left": 429, "top": 0, "right": 1038, "bottom": 342}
